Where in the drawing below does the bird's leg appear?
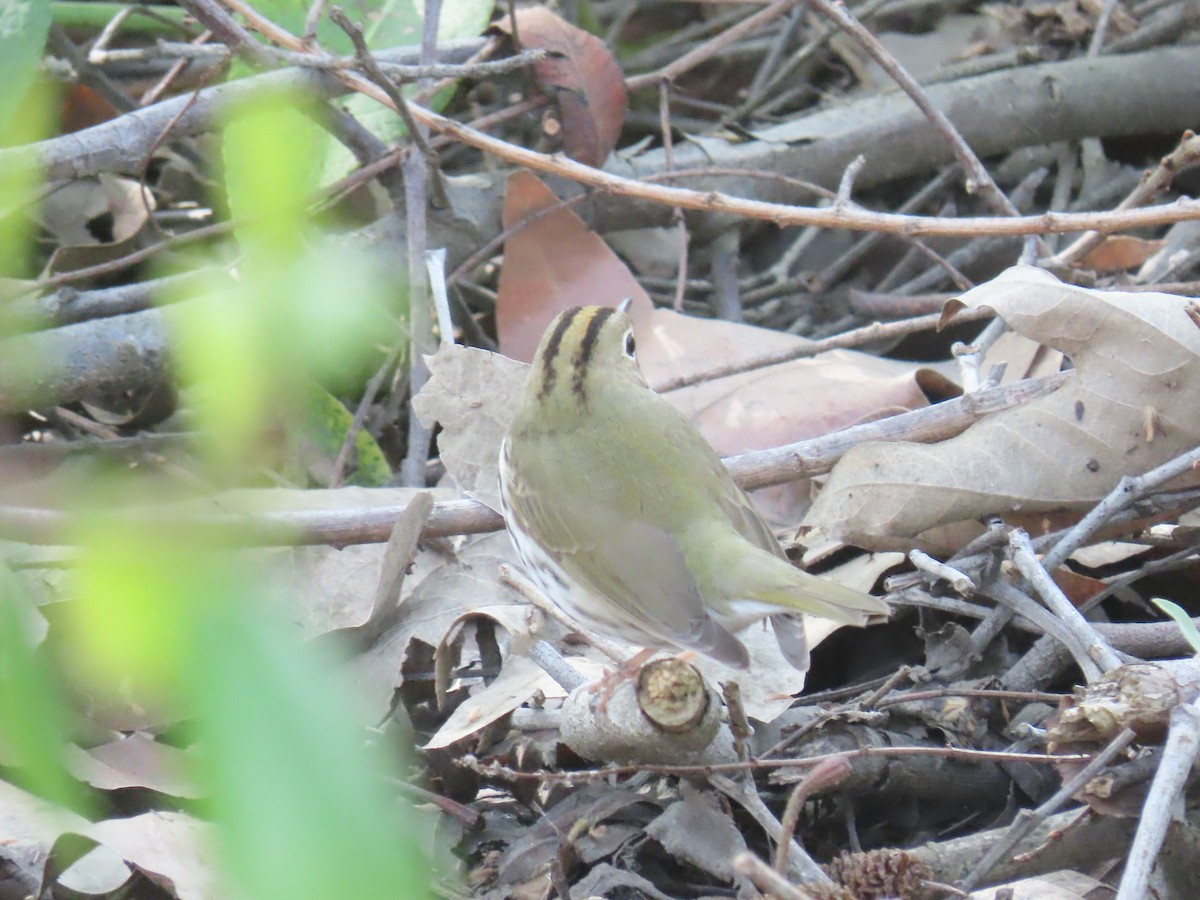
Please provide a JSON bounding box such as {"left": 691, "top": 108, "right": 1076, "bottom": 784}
{"left": 591, "top": 647, "right": 657, "bottom": 712}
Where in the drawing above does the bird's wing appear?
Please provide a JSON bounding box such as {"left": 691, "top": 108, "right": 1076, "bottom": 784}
{"left": 584, "top": 520, "right": 748, "bottom": 667}
{"left": 715, "top": 481, "right": 788, "bottom": 559}
{"left": 502, "top": 455, "right": 746, "bottom": 665}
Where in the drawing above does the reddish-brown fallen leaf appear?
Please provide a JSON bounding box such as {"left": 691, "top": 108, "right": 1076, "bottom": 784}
{"left": 495, "top": 170, "right": 652, "bottom": 362}
{"left": 494, "top": 6, "right": 627, "bottom": 166}
{"left": 1078, "top": 235, "right": 1167, "bottom": 272}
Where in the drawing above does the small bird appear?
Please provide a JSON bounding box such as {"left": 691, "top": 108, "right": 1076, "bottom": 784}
{"left": 498, "top": 304, "right": 888, "bottom": 671}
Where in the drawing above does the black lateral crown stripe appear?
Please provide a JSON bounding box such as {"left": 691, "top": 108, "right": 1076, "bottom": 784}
{"left": 538, "top": 307, "right": 583, "bottom": 399}
{"left": 573, "top": 307, "right": 615, "bottom": 399}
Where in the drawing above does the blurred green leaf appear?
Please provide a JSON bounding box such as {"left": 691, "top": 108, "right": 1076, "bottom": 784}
{"left": 0, "top": 79, "right": 56, "bottom": 285}
{"left": 173, "top": 288, "right": 270, "bottom": 472}
{"left": 0, "top": 0, "right": 52, "bottom": 134}
{"left": 221, "top": 91, "right": 324, "bottom": 260}
{"left": 190, "top": 603, "right": 428, "bottom": 900}
{"left": 180, "top": 90, "right": 405, "bottom": 472}
{"left": 69, "top": 514, "right": 215, "bottom": 704}
{"left": 0, "top": 565, "right": 88, "bottom": 812}
{"left": 168, "top": 243, "right": 401, "bottom": 472}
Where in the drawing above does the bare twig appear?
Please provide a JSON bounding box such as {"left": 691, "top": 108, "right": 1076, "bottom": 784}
{"left": 807, "top": 0, "right": 1020, "bottom": 220}
{"left": 658, "top": 79, "right": 690, "bottom": 312}
{"left": 958, "top": 727, "right": 1136, "bottom": 893}
{"left": 0, "top": 365, "right": 1076, "bottom": 545}
{"left": 329, "top": 346, "right": 401, "bottom": 489}
{"left": 774, "top": 757, "right": 852, "bottom": 874}
{"left": 1117, "top": 701, "right": 1200, "bottom": 899}
{"left": 909, "top": 550, "right": 975, "bottom": 596}
{"left": 711, "top": 775, "right": 831, "bottom": 888}
{"left": 983, "top": 579, "right": 1108, "bottom": 683}
{"left": 732, "top": 852, "right": 817, "bottom": 900}
{"left": 1046, "top": 131, "right": 1200, "bottom": 268}
{"left": 425, "top": 248, "right": 453, "bottom": 345}
{"left": 1042, "top": 444, "right": 1200, "bottom": 573}
{"left": 459, "top": 743, "right": 1095, "bottom": 784}
{"left": 1008, "top": 530, "right": 1124, "bottom": 675}
{"left": 626, "top": 0, "right": 803, "bottom": 92}
{"left": 1087, "top": 0, "right": 1124, "bottom": 56}
{"left": 652, "top": 305, "right": 996, "bottom": 393}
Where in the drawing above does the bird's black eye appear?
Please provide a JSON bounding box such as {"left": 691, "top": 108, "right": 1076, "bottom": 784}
{"left": 624, "top": 332, "right": 636, "bottom": 357}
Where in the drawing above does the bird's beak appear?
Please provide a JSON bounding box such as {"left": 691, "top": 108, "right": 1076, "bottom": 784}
{"left": 617, "top": 297, "right": 633, "bottom": 313}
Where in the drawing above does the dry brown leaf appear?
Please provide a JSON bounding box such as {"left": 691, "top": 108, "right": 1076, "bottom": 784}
{"left": 65, "top": 734, "right": 199, "bottom": 799}
{"left": 0, "top": 779, "right": 217, "bottom": 899}
{"left": 267, "top": 488, "right": 449, "bottom": 640}
{"left": 424, "top": 655, "right": 551, "bottom": 750}
{"left": 88, "top": 811, "right": 218, "bottom": 900}
{"left": 982, "top": 330, "right": 1063, "bottom": 383}
{"left": 346, "top": 532, "right": 530, "bottom": 722}
{"left": 496, "top": 785, "right": 649, "bottom": 886}
{"left": 1078, "top": 235, "right": 1167, "bottom": 272}
{"left": 967, "top": 869, "right": 1107, "bottom": 899}
{"left": 494, "top": 7, "right": 626, "bottom": 166}
{"left": 411, "top": 345, "right": 527, "bottom": 513}
{"left": 804, "top": 266, "right": 1200, "bottom": 548}
{"left": 354, "top": 490, "right": 434, "bottom": 646}
{"left": 433, "top": 603, "right": 543, "bottom": 709}
{"left": 639, "top": 308, "right": 945, "bottom": 520}
{"left": 1051, "top": 568, "right": 1106, "bottom": 608}
{"left": 643, "top": 789, "right": 746, "bottom": 883}
{"left": 38, "top": 175, "right": 155, "bottom": 247}
{"left": 1069, "top": 540, "right": 1151, "bottom": 568}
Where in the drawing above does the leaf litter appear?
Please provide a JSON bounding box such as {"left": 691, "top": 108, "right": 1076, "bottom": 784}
{"left": 7, "top": 3, "right": 1200, "bottom": 898}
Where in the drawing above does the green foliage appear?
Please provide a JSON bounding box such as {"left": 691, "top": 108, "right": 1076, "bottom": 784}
{"left": 0, "top": 0, "right": 52, "bottom": 135}
{"left": 301, "top": 381, "right": 393, "bottom": 486}
{"left": 179, "top": 91, "right": 400, "bottom": 474}
{"left": 0, "top": 568, "right": 87, "bottom": 813}
{"left": 221, "top": 91, "right": 325, "bottom": 259}
{"left": 64, "top": 514, "right": 431, "bottom": 898}
{"left": 1152, "top": 597, "right": 1200, "bottom": 654}
{"left": 189, "top": 602, "right": 426, "bottom": 900}
{"left": 575, "top": 0, "right": 602, "bottom": 37}
{"left": 0, "top": 79, "right": 55, "bottom": 284}
{"left": 69, "top": 512, "right": 211, "bottom": 704}
{"left": 1, "top": 7, "right": 450, "bottom": 896}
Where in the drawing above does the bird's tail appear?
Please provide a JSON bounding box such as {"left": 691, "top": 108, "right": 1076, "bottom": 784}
{"left": 747, "top": 550, "right": 889, "bottom": 625}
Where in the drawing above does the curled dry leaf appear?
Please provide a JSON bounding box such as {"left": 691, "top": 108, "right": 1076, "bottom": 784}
{"left": 65, "top": 734, "right": 200, "bottom": 799}
{"left": 424, "top": 655, "right": 550, "bottom": 751}
{"left": 346, "top": 532, "right": 528, "bottom": 724}
{"left": 494, "top": 7, "right": 627, "bottom": 167}
{"left": 0, "top": 778, "right": 217, "bottom": 900}
{"left": 804, "top": 266, "right": 1200, "bottom": 548}
{"left": 87, "top": 811, "right": 217, "bottom": 900}
{"left": 411, "top": 345, "right": 527, "bottom": 513}
{"left": 644, "top": 789, "right": 747, "bottom": 883}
